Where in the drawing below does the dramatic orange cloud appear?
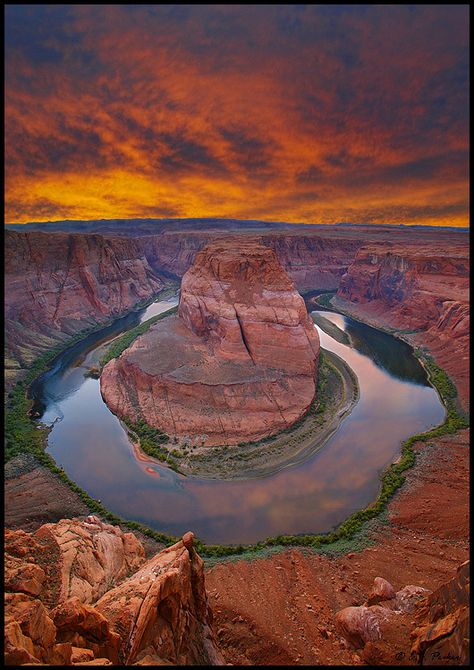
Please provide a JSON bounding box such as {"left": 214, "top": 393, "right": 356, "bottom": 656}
{"left": 5, "top": 5, "right": 469, "bottom": 226}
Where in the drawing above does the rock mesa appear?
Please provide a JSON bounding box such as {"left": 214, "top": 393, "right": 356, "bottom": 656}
{"left": 100, "top": 241, "right": 320, "bottom": 445}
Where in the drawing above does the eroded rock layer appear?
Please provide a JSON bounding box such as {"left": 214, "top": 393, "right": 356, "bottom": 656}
{"left": 100, "top": 241, "right": 320, "bottom": 445}
{"left": 334, "top": 561, "right": 470, "bottom": 665}
{"left": 335, "top": 242, "right": 470, "bottom": 409}
{"left": 4, "top": 518, "right": 223, "bottom": 666}
{"left": 5, "top": 230, "right": 164, "bottom": 377}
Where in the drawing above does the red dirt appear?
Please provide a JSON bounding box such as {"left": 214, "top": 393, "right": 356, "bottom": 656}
{"left": 206, "top": 430, "right": 469, "bottom": 665}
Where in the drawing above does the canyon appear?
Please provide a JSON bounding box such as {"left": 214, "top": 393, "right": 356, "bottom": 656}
{"left": 6, "top": 224, "right": 469, "bottom": 411}
{"left": 100, "top": 240, "right": 320, "bottom": 446}
{"left": 4, "top": 220, "right": 470, "bottom": 665}
{"left": 334, "top": 240, "right": 469, "bottom": 411}
{"left": 5, "top": 231, "right": 164, "bottom": 385}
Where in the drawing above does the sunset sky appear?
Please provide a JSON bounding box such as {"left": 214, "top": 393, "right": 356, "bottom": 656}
{"left": 5, "top": 4, "right": 469, "bottom": 226}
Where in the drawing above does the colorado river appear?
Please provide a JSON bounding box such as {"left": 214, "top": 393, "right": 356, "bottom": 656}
{"left": 31, "top": 293, "right": 445, "bottom": 545}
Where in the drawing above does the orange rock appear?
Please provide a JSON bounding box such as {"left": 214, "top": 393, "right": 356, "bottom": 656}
{"left": 182, "top": 532, "right": 194, "bottom": 549}
{"left": 5, "top": 562, "right": 46, "bottom": 597}
{"left": 393, "top": 585, "right": 431, "bottom": 613}
{"left": 34, "top": 516, "right": 146, "bottom": 605}
{"left": 72, "top": 659, "right": 113, "bottom": 665}
{"left": 51, "top": 597, "right": 110, "bottom": 640}
{"left": 133, "top": 654, "right": 175, "bottom": 665}
{"left": 4, "top": 621, "right": 40, "bottom": 665}
{"left": 411, "top": 560, "right": 469, "bottom": 665}
{"left": 95, "top": 536, "right": 224, "bottom": 665}
{"left": 366, "top": 576, "right": 396, "bottom": 605}
{"left": 47, "top": 642, "right": 73, "bottom": 665}
{"left": 71, "top": 647, "right": 95, "bottom": 663}
{"left": 5, "top": 593, "right": 56, "bottom": 652}
{"left": 335, "top": 605, "right": 395, "bottom": 649}
{"left": 51, "top": 596, "right": 120, "bottom": 664}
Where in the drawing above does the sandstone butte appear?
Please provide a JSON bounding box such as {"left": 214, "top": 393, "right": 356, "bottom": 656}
{"left": 100, "top": 241, "right": 320, "bottom": 446}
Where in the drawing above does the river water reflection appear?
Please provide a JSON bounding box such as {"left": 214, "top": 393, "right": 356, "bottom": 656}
{"left": 33, "top": 296, "right": 445, "bottom": 545}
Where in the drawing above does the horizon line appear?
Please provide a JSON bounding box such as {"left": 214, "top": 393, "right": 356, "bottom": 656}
{"left": 4, "top": 217, "right": 470, "bottom": 230}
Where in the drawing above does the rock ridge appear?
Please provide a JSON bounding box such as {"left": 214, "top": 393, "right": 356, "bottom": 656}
{"left": 4, "top": 517, "right": 223, "bottom": 666}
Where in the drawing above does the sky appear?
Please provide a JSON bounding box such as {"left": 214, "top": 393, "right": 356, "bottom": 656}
{"left": 5, "top": 4, "right": 469, "bottom": 226}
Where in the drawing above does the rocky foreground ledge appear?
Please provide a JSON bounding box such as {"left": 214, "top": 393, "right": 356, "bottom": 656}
{"left": 5, "top": 516, "right": 223, "bottom": 666}
{"left": 5, "top": 514, "right": 469, "bottom": 666}
{"left": 101, "top": 240, "right": 320, "bottom": 446}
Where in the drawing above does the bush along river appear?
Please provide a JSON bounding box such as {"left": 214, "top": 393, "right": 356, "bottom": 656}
{"left": 30, "top": 293, "right": 446, "bottom": 546}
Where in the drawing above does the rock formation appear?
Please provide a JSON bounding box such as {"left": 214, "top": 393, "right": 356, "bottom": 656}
{"left": 5, "top": 230, "right": 164, "bottom": 383}
{"left": 5, "top": 516, "right": 146, "bottom": 610}
{"left": 335, "top": 562, "right": 470, "bottom": 665}
{"left": 4, "top": 517, "right": 223, "bottom": 666}
{"left": 101, "top": 240, "right": 320, "bottom": 446}
{"left": 411, "top": 560, "right": 470, "bottom": 665}
{"left": 7, "top": 224, "right": 468, "bottom": 409}
{"left": 136, "top": 231, "right": 362, "bottom": 290}
{"left": 261, "top": 234, "right": 363, "bottom": 290}
{"left": 335, "top": 242, "right": 470, "bottom": 410}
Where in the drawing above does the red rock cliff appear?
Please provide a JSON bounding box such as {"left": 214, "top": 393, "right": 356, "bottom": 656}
{"left": 136, "top": 230, "right": 362, "bottom": 291}
{"left": 5, "top": 230, "right": 164, "bottom": 375}
{"left": 100, "top": 240, "right": 320, "bottom": 446}
{"left": 261, "top": 234, "right": 363, "bottom": 290}
{"left": 335, "top": 242, "right": 469, "bottom": 410}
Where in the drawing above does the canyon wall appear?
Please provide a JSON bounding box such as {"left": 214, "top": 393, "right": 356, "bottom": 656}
{"left": 5, "top": 517, "right": 223, "bottom": 666}
{"left": 5, "top": 231, "right": 165, "bottom": 381}
{"left": 100, "top": 241, "right": 320, "bottom": 446}
{"left": 5, "top": 226, "right": 469, "bottom": 410}
{"left": 136, "top": 231, "right": 362, "bottom": 290}
{"left": 261, "top": 234, "right": 362, "bottom": 290}
{"left": 335, "top": 242, "right": 470, "bottom": 409}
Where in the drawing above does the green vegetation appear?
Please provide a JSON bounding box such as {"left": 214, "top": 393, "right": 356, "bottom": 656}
{"left": 4, "top": 292, "right": 469, "bottom": 561}
{"left": 313, "top": 291, "right": 337, "bottom": 309}
{"left": 100, "top": 306, "right": 178, "bottom": 368}
{"left": 121, "top": 416, "right": 181, "bottom": 472}
{"left": 5, "top": 323, "right": 110, "bottom": 463}
{"left": 5, "top": 288, "right": 177, "bottom": 463}
{"left": 312, "top": 313, "right": 351, "bottom": 345}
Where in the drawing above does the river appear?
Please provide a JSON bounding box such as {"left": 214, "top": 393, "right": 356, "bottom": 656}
{"left": 31, "top": 293, "right": 445, "bottom": 545}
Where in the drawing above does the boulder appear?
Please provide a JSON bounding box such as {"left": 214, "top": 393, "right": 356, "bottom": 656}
{"left": 366, "top": 577, "right": 396, "bottom": 605}
{"left": 335, "top": 605, "right": 394, "bottom": 649}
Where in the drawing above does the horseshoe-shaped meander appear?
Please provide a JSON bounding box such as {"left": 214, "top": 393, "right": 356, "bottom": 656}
{"left": 30, "top": 293, "right": 445, "bottom": 545}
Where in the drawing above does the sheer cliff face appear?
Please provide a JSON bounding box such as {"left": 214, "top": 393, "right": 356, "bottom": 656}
{"left": 336, "top": 243, "right": 470, "bottom": 409}
{"left": 178, "top": 242, "right": 320, "bottom": 375}
{"left": 261, "top": 234, "right": 363, "bottom": 291}
{"left": 136, "top": 231, "right": 362, "bottom": 290}
{"left": 100, "top": 241, "right": 320, "bottom": 446}
{"left": 5, "top": 231, "right": 163, "bottom": 367}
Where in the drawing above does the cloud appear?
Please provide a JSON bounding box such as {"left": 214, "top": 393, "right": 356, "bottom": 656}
{"left": 4, "top": 5, "right": 469, "bottom": 226}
